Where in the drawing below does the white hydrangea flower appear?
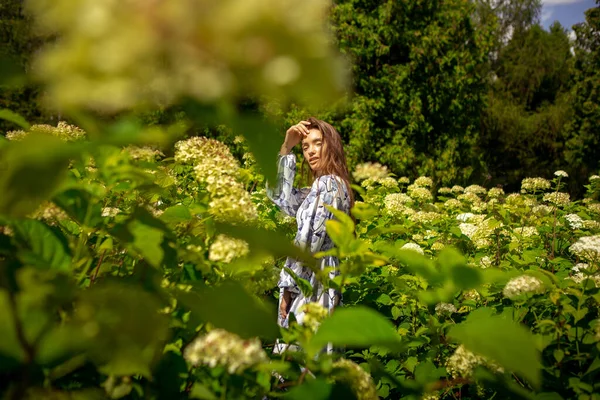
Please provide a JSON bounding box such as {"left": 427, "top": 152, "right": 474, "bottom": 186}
{"left": 398, "top": 176, "right": 410, "bottom": 184}
{"left": 446, "top": 345, "right": 504, "bottom": 378}
{"left": 512, "top": 226, "right": 538, "bottom": 238}
{"left": 588, "top": 203, "right": 600, "bottom": 215}
{"left": 503, "top": 275, "right": 544, "bottom": 299}
{"left": 565, "top": 214, "right": 584, "bottom": 229}
{"left": 298, "top": 302, "right": 329, "bottom": 332}
{"left": 379, "top": 177, "right": 399, "bottom": 189}
{"left": 408, "top": 211, "right": 441, "bottom": 224}
{"left": 462, "top": 289, "right": 481, "bottom": 301}
{"left": 554, "top": 170, "right": 569, "bottom": 178}
{"left": 414, "top": 176, "right": 433, "bottom": 188}
{"left": 569, "top": 235, "right": 600, "bottom": 262}
{"left": 456, "top": 212, "right": 475, "bottom": 222}
{"left": 122, "top": 145, "right": 164, "bottom": 162}
{"left": 584, "top": 220, "right": 600, "bottom": 230}
{"left": 401, "top": 242, "right": 424, "bottom": 255}
{"left": 479, "top": 256, "right": 493, "bottom": 269}
{"left": 352, "top": 162, "right": 389, "bottom": 182}
{"left": 521, "top": 177, "right": 551, "bottom": 193}
{"left": 543, "top": 192, "right": 570, "bottom": 206}
{"left": 459, "top": 223, "right": 478, "bottom": 239}
{"left": 457, "top": 192, "right": 481, "bottom": 204}
{"left": 332, "top": 359, "right": 378, "bottom": 400}
{"left": 533, "top": 205, "right": 553, "bottom": 216}
{"left": 487, "top": 187, "right": 504, "bottom": 198}
{"left": 567, "top": 262, "right": 600, "bottom": 286}
{"left": 183, "top": 329, "right": 268, "bottom": 374}
{"left": 590, "top": 175, "right": 600, "bottom": 181}
{"left": 444, "top": 199, "right": 462, "bottom": 210}
{"left": 408, "top": 186, "right": 433, "bottom": 203}
{"left": 435, "top": 302, "right": 457, "bottom": 316}
{"left": 209, "top": 234, "right": 250, "bottom": 263}
{"left": 384, "top": 193, "right": 413, "bottom": 217}
{"left": 101, "top": 207, "right": 121, "bottom": 218}
{"left": 438, "top": 187, "right": 453, "bottom": 195}
{"left": 6, "top": 121, "right": 86, "bottom": 142}
{"left": 505, "top": 193, "right": 523, "bottom": 206}
{"left": 465, "top": 185, "right": 487, "bottom": 195}
{"left": 451, "top": 185, "right": 465, "bottom": 193}
{"left": 431, "top": 242, "right": 445, "bottom": 251}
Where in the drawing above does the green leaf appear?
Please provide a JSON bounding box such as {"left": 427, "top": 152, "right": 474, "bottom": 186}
{"left": 326, "top": 205, "right": 355, "bottom": 231}
{"left": 190, "top": 383, "right": 218, "bottom": 400}
{"left": 53, "top": 188, "right": 102, "bottom": 227}
{"left": 0, "top": 290, "right": 26, "bottom": 371}
{"left": 351, "top": 202, "right": 378, "bottom": 220}
{"left": 285, "top": 378, "right": 332, "bottom": 400}
{"left": 76, "top": 283, "right": 169, "bottom": 377}
{"left": 450, "top": 265, "right": 482, "bottom": 290}
{"left": 159, "top": 205, "right": 192, "bottom": 225}
{"left": 325, "top": 219, "right": 353, "bottom": 250}
{"left": 12, "top": 219, "right": 71, "bottom": 271}
{"left": 283, "top": 267, "right": 313, "bottom": 298}
{"left": 128, "top": 220, "right": 164, "bottom": 268}
{"left": 0, "top": 135, "right": 80, "bottom": 216}
{"left": 308, "top": 306, "right": 405, "bottom": 356}
{"left": 176, "top": 281, "right": 279, "bottom": 340}
{"left": 0, "top": 109, "right": 30, "bottom": 130}
{"left": 215, "top": 223, "right": 314, "bottom": 267}
{"left": 448, "top": 309, "right": 541, "bottom": 388}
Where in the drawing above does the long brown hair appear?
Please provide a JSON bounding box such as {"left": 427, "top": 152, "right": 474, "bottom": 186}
{"left": 300, "top": 117, "right": 355, "bottom": 210}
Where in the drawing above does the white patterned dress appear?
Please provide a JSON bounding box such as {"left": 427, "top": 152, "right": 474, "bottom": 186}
{"left": 267, "top": 154, "right": 351, "bottom": 346}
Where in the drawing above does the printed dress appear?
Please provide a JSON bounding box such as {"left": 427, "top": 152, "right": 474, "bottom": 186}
{"left": 267, "top": 153, "right": 351, "bottom": 346}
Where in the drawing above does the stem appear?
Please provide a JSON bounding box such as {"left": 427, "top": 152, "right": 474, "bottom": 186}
{"left": 90, "top": 250, "right": 107, "bottom": 286}
{"left": 7, "top": 289, "right": 35, "bottom": 400}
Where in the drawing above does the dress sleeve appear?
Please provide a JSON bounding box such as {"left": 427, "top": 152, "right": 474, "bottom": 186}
{"left": 266, "top": 153, "right": 310, "bottom": 217}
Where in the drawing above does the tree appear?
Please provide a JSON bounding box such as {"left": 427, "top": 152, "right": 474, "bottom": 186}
{"left": 328, "top": 0, "right": 495, "bottom": 185}
{"left": 565, "top": 1, "right": 600, "bottom": 180}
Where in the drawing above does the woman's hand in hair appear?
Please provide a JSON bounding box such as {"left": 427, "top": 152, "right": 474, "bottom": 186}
{"left": 280, "top": 121, "right": 311, "bottom": 155}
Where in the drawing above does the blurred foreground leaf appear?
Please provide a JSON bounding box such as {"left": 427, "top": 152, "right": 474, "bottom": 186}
{"left": 0, "top": 109, "right": 30, "bottom": 130}
{"left": 176, "top": 281, "right": 279, "bottom": 340}
{"left": 449, "top": 308, "right": 541, "bottom": 388}
{"left": 307, "top": 306, "right": 405, "bottom": 356}
{"left": 12, "top": 219, "right": 71, "bottom": 271}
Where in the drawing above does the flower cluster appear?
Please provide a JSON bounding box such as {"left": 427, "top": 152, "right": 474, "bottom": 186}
{"left": 438, "top": 187, "right": 453, "bottom": 195}
{"left": 565, "top": 214, "right": 584, "bottom": 229}
{"left": 30, "top": 202, "right": 69, "bottom": 225}
{"left": 183, "top": 329, "right": 268, "bottom": 374}
{"left": 122, "top": 146, "right": 164, "bottom": 162}
{"left": 569, "top": 235, "right": 600, "bottom": 262}
{"left": 299, "top": 302, "right": 329, "bottom": 332}
{"left": 26, "top": 0, "right": 344, "bottom": 111}
{"left": 101, "top": 207, "right": 121, "bottom": 218}
{"left": 414, "top": 176, "right": 433, "bottom": 187}
{"left": 401, "top": 242, "right": 424, "bottom": 255}
{"left": 521, "top": 177, "right": 551, "bottom": 193}
{"left": 457, "top": 192, "right": 482, "bottom": 204}
{"left": 503, "top": 275, "right": 544, "bottom": 299}
{"left": 487, "top": 187, "right": 505, "bottom": 198}
{"left": 554, "top": 170, "right": 569, "bottom": 178}
{"left": 6, "top": 122, "right": 86, "bottom": 142}
{"left": 465, "top": 185, "right": 487, "bottom": 196}
{"left": 384, "top": 193, "right": 413, "bottom": 217}
{"left": 408, "top": 186, "right": 433, "bottom": 203}
{"left": 332, "top": 359, "right": 378, "bottom": 400}
{"left": 543, "top": 192, "right": 570, "bottom": 206}
{"left": 409, "top": 211, "right": 441, "bottom": 224}
{"left": 446, "top": 345, "right": 504, "bottom": 378}
{"left": 451, "top": 185, "right": 465, "bottom": 193}
{"left": 209, "top": 234, "right": 250, "bottom": 263}
{"left": 352, "top": 162, "right": 389, "bottom": 182}
{"left": 444, "top": 199, "right": 462, "bottom": 210}
{"left": 435, "top": 302, "right": 457, "bottom": 316}
{"left": 568, "top": 263, "right": 600, "bottom": 286}
{"left": 175, "top": 137, "right": 257, "bottom": 222}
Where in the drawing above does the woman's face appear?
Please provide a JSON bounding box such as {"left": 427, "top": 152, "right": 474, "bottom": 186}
{"left": 302, "top": 128, "right": 325, "bottom": 173}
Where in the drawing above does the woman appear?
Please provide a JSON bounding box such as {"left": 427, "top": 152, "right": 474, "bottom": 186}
{"left": 267, "top": 117, "right": 353, "bottom": 347}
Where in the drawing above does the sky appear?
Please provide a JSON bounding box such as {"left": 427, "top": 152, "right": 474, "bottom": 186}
{"left": 541, "top": 0, "right": 597, "bottom": 30}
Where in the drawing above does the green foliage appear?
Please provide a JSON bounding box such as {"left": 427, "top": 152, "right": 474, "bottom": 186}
{"left": 328, "top": 0, "right": 495, "bottom": 184}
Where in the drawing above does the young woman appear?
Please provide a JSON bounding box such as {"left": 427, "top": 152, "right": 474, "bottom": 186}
{"left": 267, "top": 117, "right": 354, "bottom": 346}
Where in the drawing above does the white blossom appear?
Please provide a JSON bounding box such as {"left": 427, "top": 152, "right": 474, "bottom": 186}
{"left": 569, "top": 235, "right": 600, "bottom": 262}
{"left": 565, "top": 214, "right": 584, "bottom": 229}
{"left": 503, "top": 275, "right": 544, "bottom": 299}
{"left": 401, "top": 242, "right": 424, "bottom": 255}
{"left": 554, "top": 170, "right": 569, "bottom": 178}
{"left": 446, "top": 345, "right": 504, "bottom": 378}
{"left": 183, "top": 329, "right": 268, "bottom": 374}
{"left": 435, "top": 303, "right": 457, "bottom": 316}
{"left": 209, "top": 234, "right": 250, "bottom": 263}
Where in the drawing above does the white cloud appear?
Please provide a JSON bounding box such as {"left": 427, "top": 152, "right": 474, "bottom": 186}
{"left": 541, "top": 7, "right": 554, "bottom": 23}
